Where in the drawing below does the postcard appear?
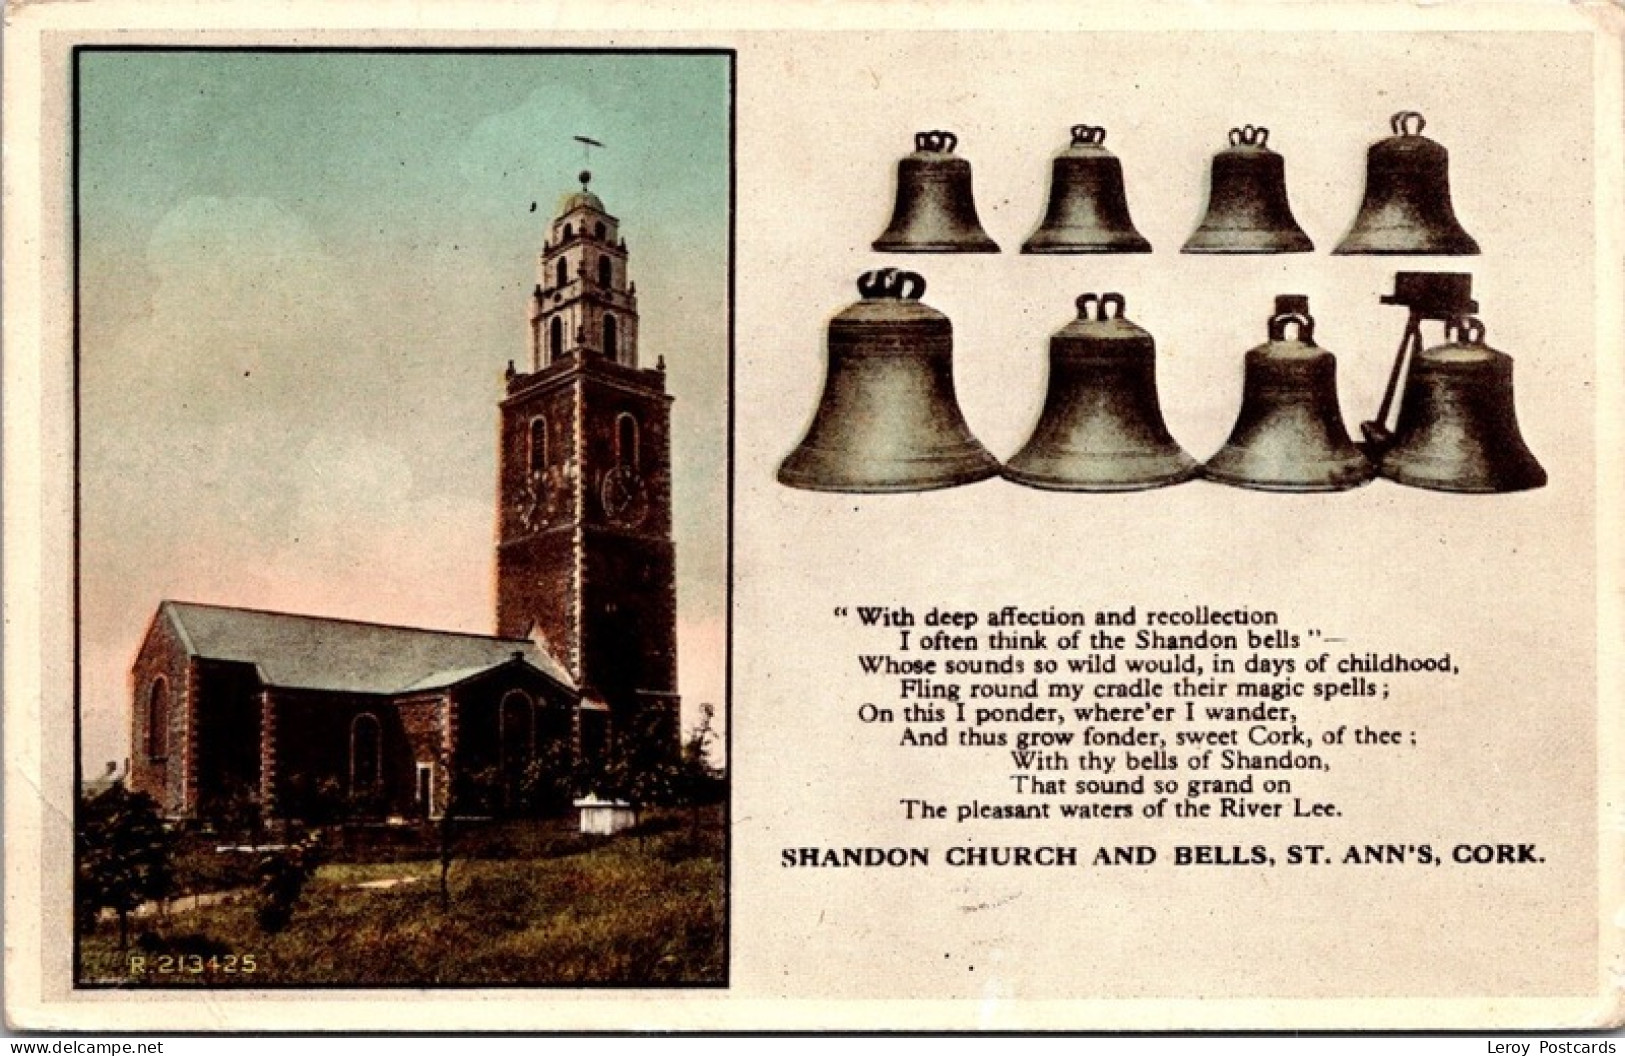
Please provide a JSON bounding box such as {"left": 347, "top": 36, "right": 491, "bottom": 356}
{"left": 4, "top": 0, "right": 1621, "bottom": 1032}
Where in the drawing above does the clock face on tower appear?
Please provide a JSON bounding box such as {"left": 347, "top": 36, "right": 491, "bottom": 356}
{"left": 600, "top": 465, "right": 648, "bottom": 528}
{"left": 516, "top": 470, "right": 550, "bottom": 533}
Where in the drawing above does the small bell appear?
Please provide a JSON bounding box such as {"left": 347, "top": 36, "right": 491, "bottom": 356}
{"left": 873, "top": 131, "right": 1001, "bottom": 253}
{"left": 1021, "top": 126, "right": 1151, "bottom": 254}
{"left": 1377, "top": 316, "right": 1546, "bottom": 493}
{"left": 1003, "top": 293, "right": 1195, "bottom": 491}
{"left": 1203, "top": 296, "right": 1374, "bottom": 491}
{"left": 778, "top": 269, "right": 1000, "bottom": 493}
{"left": 1335, "top": 112, "right": 1480, "bottom": 256}
{"left": 1183, "top": 126, "right": 1314, "bottom": 254}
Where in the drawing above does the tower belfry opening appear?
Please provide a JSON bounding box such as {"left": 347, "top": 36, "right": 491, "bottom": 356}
{"left": 527, "top": 169, "right": 640, "bottom": 370}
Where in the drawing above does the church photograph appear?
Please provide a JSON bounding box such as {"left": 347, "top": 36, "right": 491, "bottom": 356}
{"left": 73, "top": 48, "right": 730, "bottom": 985}
{"left": 125, "top": 166, "right": 684, "bottom": 826}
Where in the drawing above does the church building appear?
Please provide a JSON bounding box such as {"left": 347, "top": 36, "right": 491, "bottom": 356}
{"left": 128, "top": 172, "right": 681, "bottom": 823}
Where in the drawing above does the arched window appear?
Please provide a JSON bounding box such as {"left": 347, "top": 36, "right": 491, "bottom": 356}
{"left": 499, "top": 691, "right": 534, "bottom": 779}
{"left": 549, "top": 316, "right": 563, "bottom": 362}
{"left": 555, "top": 257, "right": 568, "bottom": 289}
{"left": 603, "top": 314, "right": 619, "bottom": 361}
{"left": 528, "top": 417, "right": 547, "bottom": 476}
{"left": 593, "top": 221, "right": 606, "bottom": 239}
{"left": 562, "top": 223, "right": 573, "bottom": 240}
{"left": 616, "top": 412, "right": 639, "bottom": 469}
{"left": 146, "top": 678, "right": 169, "bottom": 759}
{"left": 597, "top": 256, "right": 612, "bottom": 288}
{"left": 351, "top": 713, "right": 382, "bottom": 793}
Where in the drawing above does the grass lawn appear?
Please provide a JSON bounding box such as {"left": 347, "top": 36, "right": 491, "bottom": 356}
{"left": 78, "top": 810, "right": 725, "bottom": 986}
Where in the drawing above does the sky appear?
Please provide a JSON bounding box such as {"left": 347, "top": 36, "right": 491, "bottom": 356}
{"left": 75, "top": 50, "right": 731, "bottom": 773}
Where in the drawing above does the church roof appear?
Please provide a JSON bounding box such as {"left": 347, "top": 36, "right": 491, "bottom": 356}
{"left": 157, "top": 601, "right": 576, "bottom": 695}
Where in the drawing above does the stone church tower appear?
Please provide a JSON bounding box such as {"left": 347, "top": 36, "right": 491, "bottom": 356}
{"left": 496, "top": 171, "right": 681, "bottom": 754}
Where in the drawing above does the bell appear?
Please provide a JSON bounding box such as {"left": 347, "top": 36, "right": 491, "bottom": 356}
{"left": 1361, "top": 270, "right": 1478, "bottom": 453}
{"left": 873, "top": 131, "right": 1000, "bottom": 253}
{"left": 1004, "top": 293, "right": 1195, "bottom": 491}
{"left": 778, "top": 269, "right": 1000, "bottom": 492}
{"left": 1335, "top": 112, "right": 1480, "bottom": 255}
{"left": 1182, "top": 126, "right": 1314, "bottom": 254}
{"left": 1021, "top": 126, "right": 1151, "bottom": 254}
{"left": 1377, "top": 317, "right": 1546, "bottom": 492}
{"left": 1203, "top": 296, "right": 1374, "bottom": 491}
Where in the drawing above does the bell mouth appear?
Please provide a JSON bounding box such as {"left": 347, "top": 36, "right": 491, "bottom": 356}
{"left": 777, "top": 448, "right": 1002, "bottom": 493}
{"left": 872, "top": 234, "right": 1001, "bottom": 253}
{"left": 1182, "top": 227, "right": 1314, "bottom": 254}
{"left": 1376, "top": 461, "right": 1547, "bottom": 495}
{"left": 1331, "top": 231, "right": 1482, "bottom": 256}
{"left": 1002, "top": 455, "right": 1199, "bottom": 493}
{"left": 1201, "top": 457, "right": 1376, "bottom": 493}
{"left": 1021, "top": 229, "right": 1151, "bottom": 254}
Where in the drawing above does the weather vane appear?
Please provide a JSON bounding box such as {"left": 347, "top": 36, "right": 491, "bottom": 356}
{"left": 574, "top": 135, "right": 605, "bottom": 187}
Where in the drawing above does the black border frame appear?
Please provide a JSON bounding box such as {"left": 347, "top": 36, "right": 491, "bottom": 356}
{"left": 69, "top": 43, "right": 737, "bottom": 993}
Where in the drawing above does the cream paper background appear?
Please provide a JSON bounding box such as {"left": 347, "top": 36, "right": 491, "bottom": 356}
{"left": 5, "top": 0, "right": 1622, "bottom": 1032}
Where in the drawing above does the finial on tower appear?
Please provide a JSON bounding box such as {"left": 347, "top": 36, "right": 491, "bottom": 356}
{"left": 573, "top": 135, "right": 605, "bottom": 184}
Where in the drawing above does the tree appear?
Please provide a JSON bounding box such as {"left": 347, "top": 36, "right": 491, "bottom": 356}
{"left": 514, "top": 736, "right": 576, "bottom": 816}
{"left": 76, "top": 783, "right": 174, "bottom": 949}
{"left": 590, "top": 705, "right": 682, "bottom": 810}
{"left": 254, "top": 831, "right": 323, "bottom": 934}
{"left": 587, "top": 703, "right": 724, "bottom": 833}
{"left": 279, "top": 773, "right": 347, "bottom": 826}
{"left": 435, "top": 758, "right": 501, "bottom": 911}
{"left": 208, "top": 775, "right": 265, "bottom": 845}
{"left": 679, "top": 705, "right": 725, "bottom": 804}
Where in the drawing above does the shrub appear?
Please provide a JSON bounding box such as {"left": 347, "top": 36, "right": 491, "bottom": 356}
{"left": 255, "top": 832, "right": 324, "bottom": 934}
{"left": 76, "top": 783, "right": 175, "bottom": 948}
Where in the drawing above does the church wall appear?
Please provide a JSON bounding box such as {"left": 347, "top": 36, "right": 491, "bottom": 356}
{"left": 580, "top": 532, "right": 680, "bottom": 702}
{"left": 580, "top": 371, "right": 673, "bottom": 538}
{"left": 128, "top": 614, "right": 191, "bottom": 815}
{"left": 495, "top": 536, "right": 579, "bottom": 667}
{"left": 575, "top": 367, "right": 677, "bottom": 704}
{"left": 497, "top": 375, "right": 581, "bottom": 658}
{"left": 192, "top": 660, "right": 265, "bottom": 818}
{"left": 450, "top": 670, "right": 577, "bottom": 813}
{"left": 499, "top": 386, "right": 578, "bottom": 535}
{"left": 269, "top": 691, "right": 415, "bottom": 821}
{"left": 632, "top": 691, "right": 683, "bottom": 754}
{"left": 396, "top": 694, "right": 448, "bottom": 817}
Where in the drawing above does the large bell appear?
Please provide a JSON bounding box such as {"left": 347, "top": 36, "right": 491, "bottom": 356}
{"left": 1021, "top": 126, "right": 1151, "bottom": 254}
{"left": 778, "top": 269, "right": 1000, "bottom": 492}
{"left": 1203, "top": 296, "right": 1374, "bottom": 491}
{"left": 1361, "top": 270, "right": 1477, "bottom": 452}
{"left": 1183, "top": 126, "right": 1314, "bottom": 254}
{"left": 1377, "top": 317, "right": 1546, "bottom": 492}
{"left": 1335, "top": 112, "right": 1480, "bottom": 256}
{"left": 873, "top": 131, "right": 1000, "bottom": 253}
{"left": 1004, "top": 293, "right": 1195, "bottom": 491}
